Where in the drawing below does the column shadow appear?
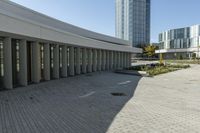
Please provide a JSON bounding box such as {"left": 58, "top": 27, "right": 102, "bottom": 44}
{"left": 0, "top": 71, "right": 142, "bottom": 133}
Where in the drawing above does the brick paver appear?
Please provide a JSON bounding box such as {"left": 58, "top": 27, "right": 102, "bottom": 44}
{"left": 0, "top": 72, "right": 141, "bottom": 133}
{"left": 0, "top": 65, "right": 200, "bottom": 133}
{"left": 107, "top": 65, "right": 200, "bottom": 133}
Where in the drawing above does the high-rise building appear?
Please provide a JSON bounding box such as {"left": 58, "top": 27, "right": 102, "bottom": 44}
{"left": 116, "top": 0, "right": 151, "bottom": 48}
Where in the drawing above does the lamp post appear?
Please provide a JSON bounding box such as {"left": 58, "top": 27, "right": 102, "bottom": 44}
{"left": 198, "top": 37, "right": 200, "bottom": 64}
{"left": 174, "top": 46, "right": 177, "bottom": 62}
{"left": 159, "top": 45, "right": 163, "bottom": 65}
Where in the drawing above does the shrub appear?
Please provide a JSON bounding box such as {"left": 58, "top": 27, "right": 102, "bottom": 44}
{"left": 192, "top": 53, "right": 196, "bottom": 60}
{"left": 179, "top": 55, "right": 183, "bottom": 60}
{"left": 144, "top": 64, "right": 190, "bottom": 76}
{"left": 128, "top": 65, "right": 145, "bottom": 71}
{"left": 127, "top": 63, "right": 190, "bottom": 76}
{"left": 167, "top": 64, "right": 190, "bottom": 69}
{"left": 147, "top": 66, "right": 171, "bottom": 76}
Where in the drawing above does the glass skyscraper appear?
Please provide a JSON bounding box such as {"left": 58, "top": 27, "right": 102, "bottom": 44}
{"left": 115, "top": 0, "right": 151, "bottom": 47}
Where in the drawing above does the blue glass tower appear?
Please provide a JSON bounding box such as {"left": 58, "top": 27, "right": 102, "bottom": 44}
{"left": 116, "top": 0, "right": 151, "bottom": 48}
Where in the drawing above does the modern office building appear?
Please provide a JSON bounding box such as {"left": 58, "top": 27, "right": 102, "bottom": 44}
{"left": 115, "top": 0, "right": 151, "bottom": 47}
{"left": 0, "top": 0, "right": 142, "bottom": 89}
{"left": 151, "top": 43, "right": 159, "bottom": 47}
{"left": 156, "top": 24, "right": 200, "bottom": 59}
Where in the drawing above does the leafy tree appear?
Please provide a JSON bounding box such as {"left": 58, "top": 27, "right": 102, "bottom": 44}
{"left": 143, "top": 45, "right": 158, "bottom": 58}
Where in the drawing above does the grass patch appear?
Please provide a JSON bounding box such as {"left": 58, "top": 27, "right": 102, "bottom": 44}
{"left": 167, "top": 64, "right": 190, "bottom": 69}
{"left": 128, "top": 64, "right": 190, "bottom": 76}
{"left": 166, "top": 60, "right": 200, "bottom": 64}
{"left": 147, "top": 66, "right": 178, "bottom": 76}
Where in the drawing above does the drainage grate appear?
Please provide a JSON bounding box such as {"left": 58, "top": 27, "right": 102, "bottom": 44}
{"left": 29, "top": 97, "right": 34, "bottom": 100}
{"left": 111, "top": 92, "right": 126, "bottom": 96}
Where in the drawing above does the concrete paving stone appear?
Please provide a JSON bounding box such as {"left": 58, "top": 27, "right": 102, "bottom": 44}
{"left": 0, "top": 65, "right": 200, "bottom": 133}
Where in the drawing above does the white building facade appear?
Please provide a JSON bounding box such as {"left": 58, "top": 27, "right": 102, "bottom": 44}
{"left": 156, "top": 24, "right": 200, "bottom": 59}
{"left": 0, "top": 0, "right": 142, "bottom": 89}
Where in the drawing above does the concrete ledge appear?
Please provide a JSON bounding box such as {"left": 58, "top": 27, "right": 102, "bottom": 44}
{"left": 114, "top": 70, "right": 149, "bottom": 77}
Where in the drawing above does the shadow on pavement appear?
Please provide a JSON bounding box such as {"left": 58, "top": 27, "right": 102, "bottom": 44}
{"left": 0, "top": 71, "right": 142, "bottom": 133}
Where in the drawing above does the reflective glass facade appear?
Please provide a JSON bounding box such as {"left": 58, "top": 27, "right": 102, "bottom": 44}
{"left": 116, "top": 0, "right": 151, "bottom": 47}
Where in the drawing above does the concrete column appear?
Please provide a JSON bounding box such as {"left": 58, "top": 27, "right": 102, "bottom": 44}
{"left": 92, "top": 49, "right": 97, "bottom": 72}
{"left": 32, "top": 42, "right": 41, "bottom": 83}
{"left": 124, "top": 53, "right": 127, "bottom": 68}
{"left": 19, "top": 39, "right": 28, "bottom": 86}
{"left": 43, "top": 43, "right": 50, "bottom": 81}
{"left": 87, "top": 49, "right": 92, "bottom": 73}
{"left": 113, "top": 51, "right": 116, "bottom": 70}
{"left": 129, "top": 53, "right": 132, "bottom": 67}
{"left": 120, "top": 52, "right": 123, "bottom": 69}
{"left": 110, "top": 51, "right": 113, "bottom": 70}
{"left": 76, "top": 47, "right": 81, "bottom": 75}
{"left": 117, "top": 52, "right": 121, "bottom": 69}
{"left": 97, "top": 49, "right": 102, "bottom": 71}
{"left": 53, "top": 44, "right": 59, "bottom": 79}
{"left": 106, "top": 51, "right": 110, "bottom": 70}
{"left": 115, "top": 52, "right": 118, "bottom": 69}
{"left": 82, "top": 48, "right": 87, "bottom": 74}
{"left": 126, "top": 53, "right": 130, "bottom": 68}
{"left": 69, "top": 46, "right": 75, "bottom": 76}
{"left": 123, "top": 52, "right": 127, "bottom": 68}
{"left": 121, "top": 52, "right": 123, "bottom": 68}
{"left": 102, "top": 50, "right": 106, "bottom": 71}
{"left": 126, "top": 53, "right": 129, "bottom": 68}
{"left": 3, "top": 37, "right": 13, "bottom": 89}
{"left": 61, "top": 46, "right": 68, "bottom": 77}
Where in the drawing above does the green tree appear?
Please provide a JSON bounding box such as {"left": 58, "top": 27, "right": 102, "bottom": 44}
{"left": 143, "top": 45, "right": 157, "bottom": 58}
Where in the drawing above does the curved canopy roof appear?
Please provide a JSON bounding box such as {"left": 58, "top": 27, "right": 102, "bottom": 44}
{"left": 0, "top": 0, "right": 130, "bottom": 46}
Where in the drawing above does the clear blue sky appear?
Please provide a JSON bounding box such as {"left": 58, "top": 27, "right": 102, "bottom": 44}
{"left": 10, "top": 0, "right": 200, "bottom": 43}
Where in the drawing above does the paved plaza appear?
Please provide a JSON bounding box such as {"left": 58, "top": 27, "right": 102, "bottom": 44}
{"left": 0, "top": 65, "right": 200, "bottom": 133}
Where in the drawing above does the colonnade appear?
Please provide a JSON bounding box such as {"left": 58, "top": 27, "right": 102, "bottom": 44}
{"left": 0, "top": 37, "right": 132, "bottom": 89}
